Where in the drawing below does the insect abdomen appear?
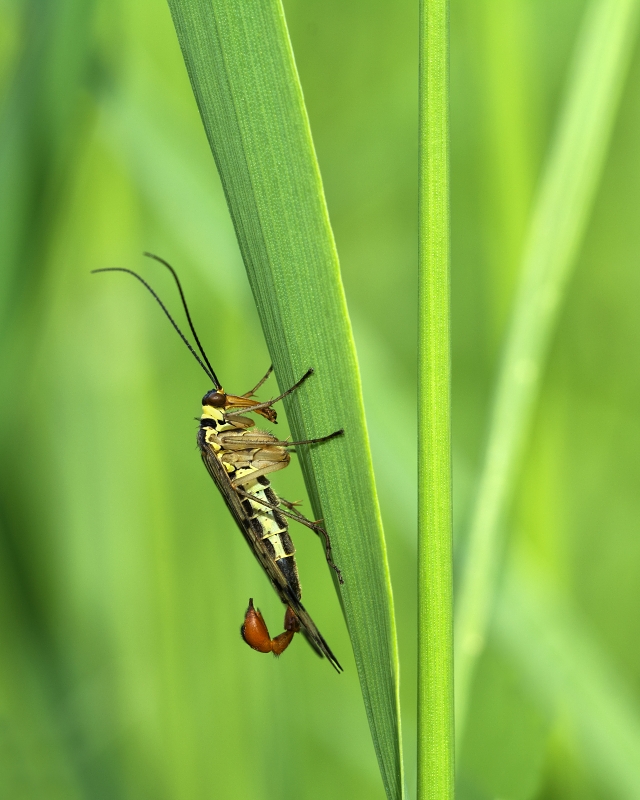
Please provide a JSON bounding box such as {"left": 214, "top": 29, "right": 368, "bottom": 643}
{"left": 243, "top": 479, "right": 302, "bottom": 600}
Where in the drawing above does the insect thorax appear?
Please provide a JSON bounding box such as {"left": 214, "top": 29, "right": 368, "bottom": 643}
{"left": 201, "top": 404, "right": 231, "bottom": 431}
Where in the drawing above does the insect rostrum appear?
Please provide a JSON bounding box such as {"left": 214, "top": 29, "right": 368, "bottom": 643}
{"left": 94, "top": 254, "right": 343, "bottom": 672}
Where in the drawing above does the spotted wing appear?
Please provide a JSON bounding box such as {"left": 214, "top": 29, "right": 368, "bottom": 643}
{"left": 198, "top": 436, "right": 342, "bottom": 672}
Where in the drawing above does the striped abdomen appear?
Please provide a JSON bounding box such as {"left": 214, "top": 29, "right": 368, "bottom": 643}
{"left": 240, "top": 476, "right": 301, "bottom": 600}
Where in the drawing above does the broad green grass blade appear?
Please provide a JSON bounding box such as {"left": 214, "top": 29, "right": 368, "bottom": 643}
{"left": 418, "top": 0, "right": 454, "bottom": 798}
{"left": 166, "top": 1, "right": 403, "bottom": 796}
{"left": 454, "top": 0, "right": 640, "bottom": 740}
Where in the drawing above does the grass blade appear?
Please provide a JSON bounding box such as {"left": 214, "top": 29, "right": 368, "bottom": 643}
{"left": 165, "top": 1, "right": 403, "bottom": 796}
{"left": 496, "top": 557, "right": 640, "bottom": 799}
{"left": 0, "top": 0, "right": 94, "bottom": 328}
{"left": 418, "top": 1, "right": 455, "bottom": 798}
{"left": 454, "top": 0, "right": 640, "bottom": 740}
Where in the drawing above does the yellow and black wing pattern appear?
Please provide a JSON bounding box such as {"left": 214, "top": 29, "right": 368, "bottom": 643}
{"left": 198, "top": 431, "right": 342, "bottom": 672}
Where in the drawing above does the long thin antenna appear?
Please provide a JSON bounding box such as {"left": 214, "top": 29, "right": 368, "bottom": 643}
{"left": 143, "top": 252, "right": 220, "bottom": 386}
{"left": 92, "top": 268, "right": 221, "bottom": 389}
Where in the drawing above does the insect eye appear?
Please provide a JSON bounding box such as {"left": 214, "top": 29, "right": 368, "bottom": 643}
{"left": 202, "top": 390, "right": 227, "bottom": 407}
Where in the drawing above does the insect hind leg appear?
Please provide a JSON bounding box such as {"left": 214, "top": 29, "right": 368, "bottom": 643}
{"left": 279, "top": 496, "right": 321, "bottom": 524}
{"left": 235, "top": 487, "right": 344, "bottom": 584}
{"left": 278, "top": 496, "right": 343, "bottom": 584}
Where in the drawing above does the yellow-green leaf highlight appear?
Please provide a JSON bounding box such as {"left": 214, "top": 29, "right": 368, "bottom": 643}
{"left": 418, "top": 0, "right": 455, "bottom": 797}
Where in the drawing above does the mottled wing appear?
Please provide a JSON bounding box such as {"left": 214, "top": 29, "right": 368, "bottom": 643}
{"left": 198, "top": 438, "right": 342, "bottom": 672}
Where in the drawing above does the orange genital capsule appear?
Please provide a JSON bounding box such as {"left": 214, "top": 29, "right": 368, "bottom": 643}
{"left": 241, "top": 599, "right": 301, "bottom": 656}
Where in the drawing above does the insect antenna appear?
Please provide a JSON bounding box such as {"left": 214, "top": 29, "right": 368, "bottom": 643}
{"left": 143, "top": 252, "right": 220, "bottom": 387}
{"left": 92, "top": 267, "right": 221, "bottom": 388}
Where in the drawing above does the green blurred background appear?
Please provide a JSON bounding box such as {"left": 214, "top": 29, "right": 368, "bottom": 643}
{"left": 1, "top": 0, "right": 639, "bottom": 797}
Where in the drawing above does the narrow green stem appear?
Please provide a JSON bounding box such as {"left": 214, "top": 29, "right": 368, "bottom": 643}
{"left": 417, "top": 1, "right": 454, "bottom": 798}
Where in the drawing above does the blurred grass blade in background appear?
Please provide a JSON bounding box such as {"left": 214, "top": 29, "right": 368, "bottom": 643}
{"left": 0, "top": 1, "right": 96, "bottom": 794}
{"left": 166, "top": 0, "right": 403, "bottom": 796}
{"left": 417, "top": 0, "right": 454, "bottom": 798}
{"left": 454, "top": 0, "right": 640, "bottom": 741}
{"left": 0, "top": 0, "right": 94, "bottom": 329}
{"left": 496, "top": 557, "right": 640, "bottom": 799}
{"left": 0, "top": 530, "right": 83, "bottom": 799}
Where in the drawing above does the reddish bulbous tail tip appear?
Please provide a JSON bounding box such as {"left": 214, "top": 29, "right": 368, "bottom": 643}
{"left": 241, "top": 599, "right": 273, "bottom": 653}
{"left": 240, "top": 599, "right": 300, "bottom": 657}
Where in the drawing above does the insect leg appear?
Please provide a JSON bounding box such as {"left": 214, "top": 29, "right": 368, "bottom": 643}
{"left": 221, "top": 429, "right": 344, "bottom": 450}
{"left": 230, "top": 429, "right": 344, "bottom": 449}
{"left": 277, "top": 497, "right": 344, "bottom": 583}
{"left": 235, "top": 488, "right": 344, "bottom": 584}
{"left": 226, "top": 368, "right": 314, "bottom": 418}
{"left": 242, "top": 365, "right": 273, "bottom": 398}
{"left": 231, "top": 460, "right": 290, "bottom": 486}
{"left": 283, "top": 429, "right": 344, "bottom": 446}
{"left": 279, "top": 497, "right": 302, "bottom": 509}
{"left": 278, "top": 497, "right": 321, "bottom": 523}
{"left": 272, "top": 606, "right": 302, "bottom": 655}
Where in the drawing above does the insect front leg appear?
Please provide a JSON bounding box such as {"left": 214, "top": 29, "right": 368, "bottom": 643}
{"left": 242, "top": 365, "right": 273, "bottom": 398}
{"left": 226, "top": 368, "right": 315, "bottom": 419}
